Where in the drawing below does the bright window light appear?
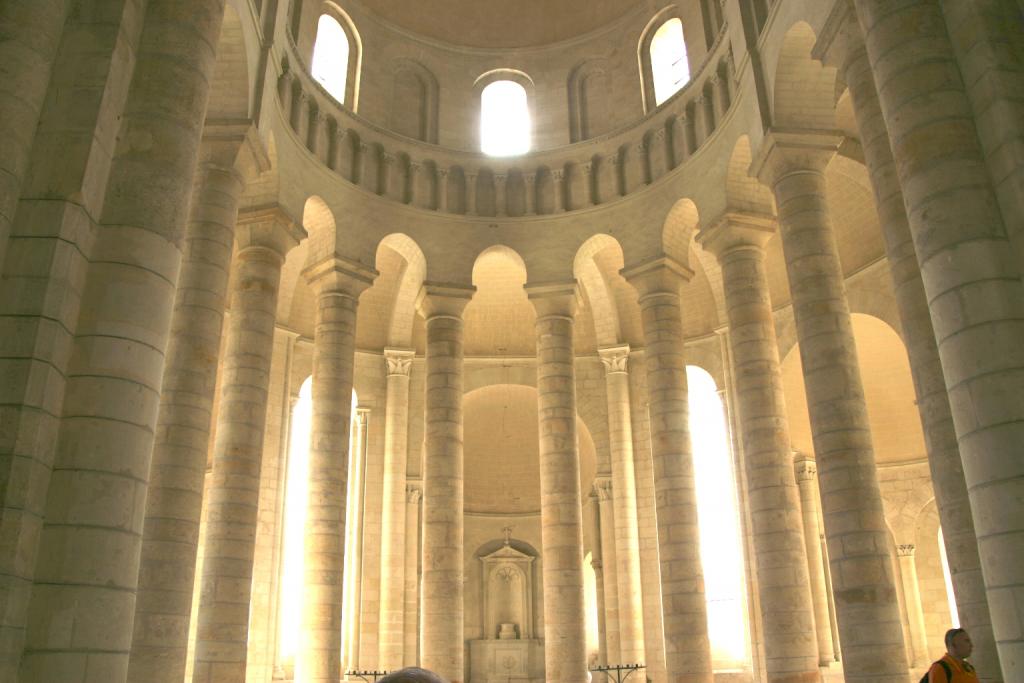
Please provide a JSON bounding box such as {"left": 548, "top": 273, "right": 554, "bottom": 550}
{"left": 312, "top": 14, "right": 349, "bottom": 103}
{"left": 938, "top": 527, "right": 960, "bottom": 627}
{"left": 480, "top": 80, "right": 531, "bottom": 156}
{"left": 688, "top": 366, "right": 749, "bottom": 669}
{"left": 651, "top": 18, "right": 689, "bottom": 106}
{"left": 278, "top": 378, "right": 313, "bottom": 666}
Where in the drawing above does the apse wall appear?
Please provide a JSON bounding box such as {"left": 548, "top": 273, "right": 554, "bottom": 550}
{"left": 288, "top": 0, "right": 712, "bottom": 150}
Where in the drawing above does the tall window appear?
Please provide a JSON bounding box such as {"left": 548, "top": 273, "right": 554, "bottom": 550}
{"left": 688, "top": 366, "right": 749, "bottom": 669}
{"left": 312, "top": 14, "right": 350, "bottom": 103}
{"left": 480, "top": 80, "right": 531, "bottom": 156}
{"left": 277, "top": 379, "right": 361, "bottom": 670}
{"left": 650, "top": 18, "right": 689, "bottom": 106}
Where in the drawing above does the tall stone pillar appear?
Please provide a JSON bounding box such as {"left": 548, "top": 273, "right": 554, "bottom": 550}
{"left": 526, "top": 282, "right": 588, "bottom": 683}
{"left": 418, "top": 284, "right": 474, "bottom": 683}
{"left": 0, "top": 0, "right": 69, "bottom": 267}
{"left": 297, "top": 257, "right": 376, "bottom": 683}
{"left": 851, "top": 2, "right": 1024, "bottom": 677}
{"left": 595, "top": 479, "right": 622, "bottom": 664}
{"left": 403, "top": 485, "right": 422, "bottom": 664}
{"left": 597, "top": 345, "right": 646, "bottom": 665}
{"left": 895, "top": 545, "right": 930, "bottom": 668}
{"left": 793, "top": 458, "right": 836, "bottom": 666}
{"left": 17, "top": 2, "right": 230, "bottom": 680}
{"left": 191, "top": 208, "right": 305, "bottom": 683}
{"left": 128, "top": 127, "right": 265, "bottom": 683}
{"left": 698, "top": 214, "right": 821, "bottom": 682}
{"left": 752, "top": 130, "right": 909, "bottom": 682}
{"left": 621, "top": 258, "right": 713, "bottom": 683}
{"left": 343, "top": 408, "right": 371, "bottom": 672}
{"left": 814, "top": 7, "right": 1001, "bottom": 678}
{"left": 379, "top": 348, "right": 416, "bottom": 669}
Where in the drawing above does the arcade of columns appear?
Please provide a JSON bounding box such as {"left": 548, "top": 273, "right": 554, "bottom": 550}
{"left": 0, "top": 0, "right": 1022, "bottom": 683}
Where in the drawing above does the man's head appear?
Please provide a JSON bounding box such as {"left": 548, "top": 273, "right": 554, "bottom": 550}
{"left": 944, "top": 628, "right": 972, "bottom": 659}
{"left": 377, "top": 667, "right": 448, "bottom": 683}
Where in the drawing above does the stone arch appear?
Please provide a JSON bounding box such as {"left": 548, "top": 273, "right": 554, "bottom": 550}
{"left": 299, "top": 1, "right": 363, "bottom": 110}
{"left": 388, "top": 58, "right": 439, "bottom": 143}
{"left": 662, "top": 197, "right": 701, "bottom": 270}
{"left": 568, "top": 58, "right": 614, "bottom": 142}
{"left": 473, "top": 69, "right": 537, "bottom": 153}
{"left": 573, "top": 234, "right": 624, "bottom": 348}
{"left": 375, "top": 233, "right": 427, "bottom": 348}
{"left": 771, "top": 21, "right": 838, "bottom": 129}
{"left": 725, "top": 135, "right": 774, "bottom": 216}
{"left": 464, "top": 245, "right": 534, "bottom": 357}
{"left": 301, "top": 194, "right": 336, "bottom": 263}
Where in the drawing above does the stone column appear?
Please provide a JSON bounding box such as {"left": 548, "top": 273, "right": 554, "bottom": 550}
{"left": 814, "top": 7, "right": 1001, "bottom": 678}
{"left": 343, "top": 408, "right": 371, "bottom": 672}
{"left": 552, "top": 170, "right": 566, "bottom": 213}
{"left": 752, "top": 130, "right": 908, "bottom": 682}
{"left": 0, "top": 0, "right": 69, "bottom": 267}
{"left": 191, "top": 208, "right": 304, "bottom": 683}
{"left": 495, "top": 174, "right": 508, "bottom": 217}
{"left": 297, "top": 257, "right": 376, "bottom": 683}
{"left": 379, "top": 349, "right": 415, "bottom": 670}
{"left": 438, "top": 170, "right": 449, "bottom": 213}
{"left": 17, "top": 2, "right": 230, "bottom": 680}
{"left": 698, "top": 214, "right": 821, "bottom": 682}
{"left": 851, "top": 2, "right": 1024, "bottom": 677}
{"left": 527, "top": 282, "right": 588, "bottom": 683}
{"left": 621, "top": 258, "right": 713, "bottom": 683}
{"left": 418, "top": 284, "right": 474, "bottom": 683}
{"left": 465, "top": 173, "right": 478, "bottom": 216}
{"left": 595, "top": 479, "right": 622, "bottom": 664}
{"left": 403, "top": 485, "right": 422, "bottom": 664}
{"left": 597, "top": 346, "right": 646, "bottom": 665}
{"left": 524, "top": 173, "right": 537, "bottom": 216}
{"left": 793, "top": 458, "right": 835, "bottom": 666}
{"left": 128, "top": 127, "right": 265, "bottom": 683}
{"left": 895, "top": 545, "right": 930, "bottom": 668}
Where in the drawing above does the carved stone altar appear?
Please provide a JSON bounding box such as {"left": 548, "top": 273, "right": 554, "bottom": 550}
{"left": 469, "top": 532, "right": 545, "bottom": 682}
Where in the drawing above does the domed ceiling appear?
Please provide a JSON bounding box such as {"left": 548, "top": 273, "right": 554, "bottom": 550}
{"left": 353, "top": 0, "right": 642, "bottom": 48}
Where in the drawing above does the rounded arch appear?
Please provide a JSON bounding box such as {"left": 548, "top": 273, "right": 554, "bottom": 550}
{"left": 662, "top": 197, "right": 701, "bottom": 269}
{"left": 464, "top": 245, "right": 534, "bottom": 356}
{"left": 474, "top": 69, "right": 536, "bottom": 156}
{"left": 387, "top": 58, "right": 440, "bottom": 143}
{"left": 312, "top": 2, "right": 363, "bottom": 110}
{"left": 375, "top": 233, "right": 427, "bottom": 348}
{"left": 638, "top": 6, "right": 691, "bottom": 114}
{"left": 771, "top": 21, "right": 838, "bottom": 129}
{"left": 301, "top": 194, "right": 336, "bottom": 258}
{"left": 725, "top": 135, "right": 774, "bottom": 215}
{"left": 573, "top": 234, "right": 624, "bottom": 348}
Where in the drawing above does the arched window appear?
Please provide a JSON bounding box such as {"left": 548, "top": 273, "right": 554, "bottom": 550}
{"left": 312, "top": 14, "right": 350, "bottom": 103}
{"left": 480, "top": 80, "right": 531, "bottom": 157}
{"left": 688, "top": 366, "right": 749, "bottom": 669}
{"left": 277, "top": 379, "right": 361, "bottom": 671}
{"left": 650, "top": 18, "right": 689, "bottom": 106}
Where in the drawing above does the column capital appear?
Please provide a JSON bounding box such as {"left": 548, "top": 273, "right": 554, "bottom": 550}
{"left": 598, "top": 344, "right": 631, "bottom": 374}
{"left": 896, "top": 544, "right": 916, "bottom": 557}
{"left": 416, "top": 282, "right": 475, "bottom": 320}
{"left": 301, "top": 254, "right": 378, "bottom": 296}
{"left": 793, "top": 457, "right": 818, "bottom": 482}
{"left": 811, "top": 0, "right": 862, "bottom": 71}
{"left": 384, "top": 348, "right": 415, "bottom": 377}
{"left": 235, "top": 205, "right": 307, "bottom": 257}
{"left": 594, "top": 477, "right": 613, "bottom": 501}
{"left": 620, "top": 256, "right": 693, "bottom": 301}
{"left": 355, "top": 406, "right": 371, "bottom": 424}
{"left": 525, "top": 280, "right": 580, "bottom": 319}
{"left": 406, "top": 484, "right": 423, "bottom": 504}
{"left": 751, "top": 129, "right": 843, "bottom": 186}
{"left": 697, "top": 211, "right": 778, "bottom": 257}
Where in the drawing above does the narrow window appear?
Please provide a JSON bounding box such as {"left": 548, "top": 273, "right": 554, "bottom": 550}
{"left": 481, "top": 80, "right": 531, "bottom": 156}
{"left": 688, "top": 366, "right": 749, "bottom": 668}
{"left": 312, "top": 14, "right": 350, "bottom": 103}
{"left": 651, "top": 18, "right": 689, "bottom": 106}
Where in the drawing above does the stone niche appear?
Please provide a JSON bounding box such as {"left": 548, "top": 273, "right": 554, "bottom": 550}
{"left": 469, "top": 538, "right": 544, "bottom": 682}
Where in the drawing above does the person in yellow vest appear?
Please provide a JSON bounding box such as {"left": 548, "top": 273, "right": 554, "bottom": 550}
{"left": 928, "top": 628, "right": 980, "bottom": 682}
